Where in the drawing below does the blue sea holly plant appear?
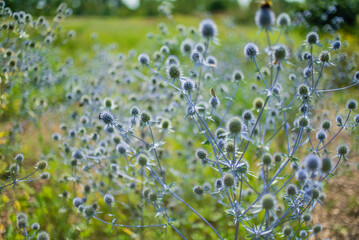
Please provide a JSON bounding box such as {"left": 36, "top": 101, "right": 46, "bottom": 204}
{"left": 4, "top": 1, "right": 356, "bottom": 240}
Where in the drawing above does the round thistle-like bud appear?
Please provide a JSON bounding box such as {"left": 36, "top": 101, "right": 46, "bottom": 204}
{"left": 226, "top": 142, "right": 235, "bottom": 153}
{"left": 336, "top": 115, "right": 343, "bottom": 125}
{"left": 104, "top": 193, "right": 114, "bottom": 206}
{"left": 99, "top": 111, "right": 114, "bottom": 124}
{"left": 166, "top": 64, "right": 182, "bottom": 79}
{"left": 236, "top": 161, "right": 249, "bottom": 174}
{"left": 195, "top": 148, "right": 207, "bottom": 160}
{"left": 137, "top": 154, "right": 148, "bottom": 166}
{"left": 331, "top": 40, "right": 341, "bottom": 50}
{"left": 70, "top": 159, "right": 77, "bottom": 167}
{"left": 261, "top": 194, "right": 275, "bottom": 210}
{"left": 206, "top": 56, "right": 217, "bottom": 66}
{"left": 149, "top": 192, "right": 158, "bottom": 201}
{"left": 296, "top": 169, "right": 308, "bottom": 182}
{"left": 337, "top": 144, "right": 348, "bottom": 156}
{"left": 116, "top": 144, "right": 126, "bottom": 155}
{"left": 78, "top": 205, "right": 85, "bottom": 212}
{"left": 191, "top": 50, "right": 203, "bottom": 62}
{"left": 312, "top": 224, "right": 322, "bottom": 234}
{"left": 72, "top": 150, "right": 83, "bottom": 160}
{"left": 182, "top": 79, "right": 194, "bottom": 92}
{"left": 289, "top": 73, "right": 296, "bottom": 81}
{"left": 52, "top": 133, "right": 61, "bottom": 141}
{"left": 36, "top": 160, "right": 48, "bottom": 170}
{"left": 291, "top": 162, "right": 299, "bottom": 170}
{"left": 31, "top": 222, "right": 40, "bottom": 230}
{"left": 321, "top": 157, "right": 332, "bottom": 173}
{"left": 140, "top": 112, "right": 151, "bottom": 123}
{"left": 354, "top": 71, "right": 359, "bottom": 81}
{"left": 17, "top": 212, "right": 27, "bottom": 221}
{"left": 273, "top": 44, "right": 289, "bottom": 60}
{"left": 286, "top": 184, "right": 297, "bottom": 196}
{"left": 138, "top": 53, "right": 150, "bottom": 65}
{"left": 37, "top": 231, "right": 50, "bottom": 240}
{"left": 306, "top": 31, "right": 319, "bottom": 45}
{"left": 255, "top": 7, "right": 275, "bottom": 29}
{"left": 232, "top": 71, "right": 244, "bottom": 82}
{"left": 299, "top": 230, "right": 307, "bottom": 238}
{"left": 15, "top": 153, "right": 24, "bottom": 163}
{"left": 297, "top": 84, "right": 309, "bottom": 96}
{"left": 244, "top": 43, "right": 259, "bottom": 58}
{"left": 104, "top": 98, "right": 113, "bottom": 108}
{"left": 354, "top": 114, "right": 359, "bottom": 124}
{"left": 199, "top": 19, "right": 217, "bottom": 39}
{"left": 161, "top": 119, "right": 170, "bottom": 129}
{"left": 316, "top": 129, "right": 327, "bottom": 141}
{"left": 73, "top": 197, "right": 82, "bottom": 208}
{"left": 262, "top": 153, "right": 272, "bottom": 165}
{"left": 253, "top": 97, "right": 264, "bottom": 110}
{"left": 303, "top": 66, "right": 312, "bottom": 77}
{"left": 193, "top": 185, "right": 204, "bottom": 196}
{"left": 180, "top": 39, "right": 193, "bottom": 54}
{"left": 277, "top": 13, "right": 291, "bottom": 27}
{"left": 215, "top": 178, "right": 224, "bottom": 189}
{"left": 160, "top": 46, "right": 169, "bottom": 54}
{"left": 130, "top": 106, "right": 140, "bottom": 116}
{"left": 166, "top": 55, "right": 180, "bottom": 66}
{"left": 17, "top": 218, "right": 27, "bottom": 228}
{"left": 298, "top": 116, "right": 309, "bottom": 128}
{"left": 242, "top": 110, "right": 254, "bottom": 121}
{"left": 83, "top": 205, "right": 95, "bottom": 219}
{"left": 282, "top": 226, "right": 293, "bottom": 237}
{"left": 227, "top": 117, "right": 243, "bottom": 135}
{"left": 215, "top": 127, "right": 226, "bottom": 139}
{"left": 321, "top": 120, "right": 331, "bottom": 130}
{"left": 223, "top": 173, "right": 234, "bottom": 187}
{"left": 302, "top": 213, "right": 311, "bottom": 222}
{"left": 203, "top": 182, "right": 211, "bottom": 191}
{"left": 195, "top": 43, "right": 205, "bottom": 53}
{"left": 312, "top": 188, "right": 320, "bottom": 199}
{"left": 302, "top": 52, "right": 312, "bottom": 61}
{"left": 305, "top": 154, "right": 321, "bottom": 171}
{"left": 209, "top": 96, "right": 220, "bottom": 108}
{"left": 40, "top": 172, "right": 50, "bottom": 180}
{"left": 274, "top": 153, "right": 282, "bottom": 163}
{"left": 346, "top": 99, "right": 357, "bottom": 110}
{"left": 143, "top": 188, "right": 151, "bottom": 198}
{"left": 319, "top": 51, "right": 331, "bottom": 62}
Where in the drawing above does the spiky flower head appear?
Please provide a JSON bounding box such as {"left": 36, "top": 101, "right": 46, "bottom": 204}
{"left": 138, "top": 53, "right": 150, "bottom": 65}
{"left": 37, "top": 231, "right": 50, "bottom": 240}
{"left": 304, "top": 154, "right": 321, "bottom": 171}
{"left": 199, "top": 19, "right": 217, "bottom": 39}
{"left": 227, "top": 117, "right": 243, "bottom": 135}
{"left": 244, "top": 43, "right": 259, "bottom": 58}
{"left": 261, "top": 194, "right": 276, "bottom": 210}
{"left": 166, "top": 64, "right": 182, "bottom": 79}
{"left": 104, "top": 193, "right": 114, "bottom": 206}
{"left": 277, "top": 13, "right": 291, "bottom": 27}
{"left": 306, "top": 32, "right": 319, "bottom": 45}
{"left": 99, "top": 111, "right": 114, "bottom": 124}
{"left": 223, "top": 173, "right": 234, "bottom": 187}
{"left": 255, "top": 4, "right": 275, "bottom": 30}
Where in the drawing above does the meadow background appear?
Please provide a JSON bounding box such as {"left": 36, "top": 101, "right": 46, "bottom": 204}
{"left": 1, "top": 0, "right": 359, "bottom": 239}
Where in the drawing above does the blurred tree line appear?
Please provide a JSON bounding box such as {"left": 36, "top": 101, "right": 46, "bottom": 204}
{"left": 4, "top": 0, "right": 359, "bottom": 28}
